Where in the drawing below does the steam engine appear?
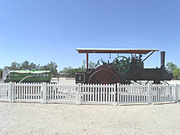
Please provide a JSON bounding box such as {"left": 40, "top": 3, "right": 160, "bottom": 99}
{"left": 75, "top": 51, "right": 172, "bottom": 84}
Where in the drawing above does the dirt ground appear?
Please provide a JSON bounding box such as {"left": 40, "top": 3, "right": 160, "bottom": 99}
{"left": 1, "top": 79, "right": 180, "bottom": 135}
{"left": 0, "top": 102, "right": 180, "bottom": 135}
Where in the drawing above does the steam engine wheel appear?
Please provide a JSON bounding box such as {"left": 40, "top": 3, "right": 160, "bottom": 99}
{"left": 88, "top": 65, "right": 120, "bottom": 84}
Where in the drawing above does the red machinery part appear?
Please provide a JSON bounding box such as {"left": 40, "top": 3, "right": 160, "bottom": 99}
{"left": 88, "top": 65, "right": 120, "bottom": 84}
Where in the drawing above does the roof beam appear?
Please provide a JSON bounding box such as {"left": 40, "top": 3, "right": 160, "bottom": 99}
{"left": 76, "top": 48, "right": 159, "bottom": 54}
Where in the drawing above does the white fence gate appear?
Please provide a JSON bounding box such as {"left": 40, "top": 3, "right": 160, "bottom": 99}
{"left": 79, "top": 84, "right": 116, "bottom": 104}
{"left": 116, "top": 84, "right": 176, "bottom": 104}
{"left": 13, "top": 83, "right": 42, "bottom": 103}
{"left": 0, "top": 83, "right": 180, "bottom": 105}
{"left": 117, "top": 84, "right": 148, "bottom": 103}
{"left": 0, "top": 83, "right": 9, "bottom": 102}
{"left": 46, "top": 83, "right": 77, "bottom": 103}
{"left": 151, "top": 84, "right": 175, "bottom": 103}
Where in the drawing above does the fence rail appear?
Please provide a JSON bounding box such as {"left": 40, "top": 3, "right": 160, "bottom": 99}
{"left": 0, "top": 82, "right": 179, "bottom": 105}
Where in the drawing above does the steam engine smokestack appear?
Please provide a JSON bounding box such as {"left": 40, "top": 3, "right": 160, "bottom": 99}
{"left": 161, "top": 51, "right": 165, "bottom": 68}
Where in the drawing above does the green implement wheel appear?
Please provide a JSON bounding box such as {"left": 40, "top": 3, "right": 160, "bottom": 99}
{"left": 112, "top": 56, "right": 130, "bottom": 75}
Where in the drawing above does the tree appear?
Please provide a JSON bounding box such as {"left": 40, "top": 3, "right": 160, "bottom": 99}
{"left": 61, "top": 66, "right": 73, "bottom": 75}
{"left": 166, "top": 62, "right": 180, "bottom": 79}
{"left": 40, "top": 61, "right": 58, "bottom": 76}
{"left": 0, "top": 68, "right": 2, "bottom": 78}
{"left": 11, "top": 62, "right": 18, "bottom": 70}
{"left": 173, "top": 68, "right": 180, "bottom": 78}
{"left": 82, "top": 60, "right": 85, "bottom": 70}
{"left": 9, "top": 61, "right": 58, "bottom": 76}
{"left": 21, "top": 60, "right": 30, "bottom": 70}
{"left": 60, "top": 66, "right": 83, "bottom": 76}
{"left": 89, "top": 61, "right": 96, "bottom": 69}
{"left": 166, "top": 62, "right": 177, "bottom": 71}
{"left": 46, "top": 61, "right": 58, "bottom": 75}
{"left": 29, "top": 62, "right": 37, "bottom": 70}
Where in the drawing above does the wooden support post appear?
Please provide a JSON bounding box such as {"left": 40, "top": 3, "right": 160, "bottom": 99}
{"left": 86, "top": 53, "right": 89, "bottom": 69}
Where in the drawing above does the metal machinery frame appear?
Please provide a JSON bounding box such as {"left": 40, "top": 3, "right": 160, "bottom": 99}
{"left": 75, "top": 48, "right": 172, "bottom": 84}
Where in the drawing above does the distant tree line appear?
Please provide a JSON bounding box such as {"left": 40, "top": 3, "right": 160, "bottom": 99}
{"left": 0, "top": 60, "right": 96, "bottom": 78}
{"left": 60, "top": 61, "right": 96, "bottom": 77}
{"left": 1, "top": 61, "right": 179, "bottom": 79}
{"left": 166, "top": 62, "right": 180, "bottom": 79}
{"left": 8, "top": 61, "right": 58, "bottom": 76}
{"left": 60, "top": 67, "right": 84, "bottom": 77}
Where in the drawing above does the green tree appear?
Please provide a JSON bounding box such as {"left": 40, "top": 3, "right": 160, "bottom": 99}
{"left": 40, "top": 61, "right": 58, "bottom": 76}
{"left": 166, "top": 62, "right": 177, "bottom": 71}
{"left": 0, "top": 68, "right": 2, "bottom": 78}
{"left": 11, "top": 62, "right": 18, "bottom": 70}
{"left": 61, "top": 66, "right": 73, "bottom": 75}
{"left": 29, "top": 62, "right": 37, "bottom": 70}
{"left": 46, "top": 61, "right": 58, "bottom": 75}
{"left": 173, "top": 68, "right": 180, "bottom": 78}
{"left": 21, "top": 60, "right": 30, "bottom": 70}
{"left": 9, "top": 61, "right": 58, "bottom": 76}
{"left": 61, "top": 66, "right": 83, "bottom": 76}
{"left": 89, "top": 61, "right": 96, "bottom": 68}
{"left": 10, "top": 62, "right": 21, "bottom": 70}
{"left": 82, "top": 60, "right": 85, "bottom": 70}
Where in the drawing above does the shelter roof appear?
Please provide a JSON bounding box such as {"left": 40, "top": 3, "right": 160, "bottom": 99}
{"left": 76, "top": 48, "right": 159, "bottom": 54}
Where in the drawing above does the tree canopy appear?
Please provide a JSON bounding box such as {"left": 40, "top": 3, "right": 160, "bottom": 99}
{"left": 166, "top": 62, "right": 177, "bottom": 71}
{"left": 8, "top": 61, "right": 58, "bottom": 76}
{"left": 172, "top": 68, "right": 180, "bottom": 79}
{"left": 166, "top": 62, "right": 180, "bottom": 79}
{"left": 60, "top": 66, "right": 84, "bottom": 77}
{"left": 60, "top": 61, "right": 96, "bottom": 77}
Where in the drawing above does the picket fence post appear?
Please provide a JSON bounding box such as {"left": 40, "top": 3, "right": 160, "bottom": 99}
{"left": 148, "top": 84, "right": 152, "bottom": 105}
{"left": 42, "top": 83, "right": 47, "bottom": 104}
{"left": 175, "top": 84, "right": 179, "bottom": 103}
{"left": 8, "top": 82, "right": 14, "bottom": 103}
{"left": 113, "top": 84, "right": 117, "bottom": 106}
{"left": 76, "top": 83, "right": 81, "bottom": 105}
{"left": 8, "top": 82, "right": 12, "bottom": 103}
{"left": 116, "top": 83, "right": 119, "bottom": 105}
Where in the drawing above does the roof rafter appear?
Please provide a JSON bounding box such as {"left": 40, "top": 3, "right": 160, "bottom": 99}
{"left": 76, "top": 48, "right": 159, "bottom": 54}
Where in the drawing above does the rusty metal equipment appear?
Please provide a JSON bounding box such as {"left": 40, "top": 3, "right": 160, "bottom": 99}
{"left": 75, "top": 48, "right": 173, "bottom": 84}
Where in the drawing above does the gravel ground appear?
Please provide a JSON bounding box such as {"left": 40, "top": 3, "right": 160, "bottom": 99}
{"left": 0, "top": 102, "right": 180, "bottom": 135}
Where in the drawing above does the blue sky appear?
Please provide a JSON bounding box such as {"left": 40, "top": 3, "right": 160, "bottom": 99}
{"left": 0, "top": 0, "right": 180, "bottom": 70}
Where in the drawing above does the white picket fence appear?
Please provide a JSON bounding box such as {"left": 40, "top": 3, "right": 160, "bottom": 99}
{"left": 0, "top": 82, "right": 180, "bottom": 105}
{"left": 13, "top": 83, "right": 42, "bottom": 103}
{"left": 0, "top": 83, "right": 10, "bottom": 102}
{"left": 46, "top": 83, "right": 77, "bottom": 103}
{"left": 79, "top": 84, "right": 116, "bottom": 104}
{"left": 117, "top": 84, "right": 176, "bottom": 104}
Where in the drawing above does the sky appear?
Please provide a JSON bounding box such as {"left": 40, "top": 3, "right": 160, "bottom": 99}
{"left": 0, "top": 0, "right": 180, "bottom": 70}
